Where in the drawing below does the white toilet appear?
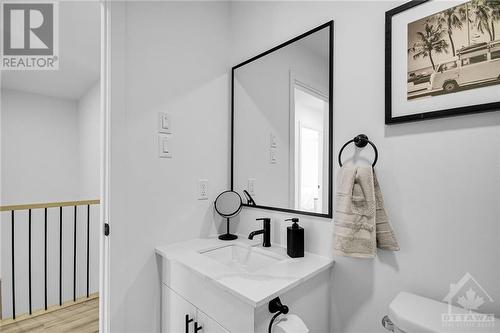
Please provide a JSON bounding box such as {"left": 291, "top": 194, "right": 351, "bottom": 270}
{"left": 383, "top": 292, "right": 499, "bottom": 333}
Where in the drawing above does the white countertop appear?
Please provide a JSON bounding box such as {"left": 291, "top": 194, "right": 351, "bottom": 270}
{"left": 155, "top": 237, "right": 334, "bottom": 308}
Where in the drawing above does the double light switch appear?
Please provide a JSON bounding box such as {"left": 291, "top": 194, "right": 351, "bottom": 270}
{"left": 159, "top": 112, "right": 172, "bottom": 158}
{"left": 270, "top": 133, "right": 277, "bottom": 164}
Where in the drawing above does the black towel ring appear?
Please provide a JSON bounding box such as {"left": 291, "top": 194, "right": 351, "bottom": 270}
{"left": 338, "top": 134, "right": 378, "bottom": 167}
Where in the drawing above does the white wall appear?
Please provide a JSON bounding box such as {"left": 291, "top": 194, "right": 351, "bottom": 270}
{"left": 1, "top": 89, "right": 80, "bottom": 205}
{"left": 108, "top": 2, "right": 230, "bottom": 332}
{"left": 0, "top": 87, "right": 100, "bottom": 318}
{"left": 79, "top": 81, "right": 101, "bottom": 200}
{"left": 229, "top": 2, "right": 500, "bottom": 333}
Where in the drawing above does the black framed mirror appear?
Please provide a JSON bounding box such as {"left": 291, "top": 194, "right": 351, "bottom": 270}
{"left": 231, "top": 21, "right": 333, "bottom": 218}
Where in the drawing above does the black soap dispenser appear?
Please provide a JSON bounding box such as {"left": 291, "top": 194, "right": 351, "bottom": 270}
{"left": 285, "top": 218, "right": 304, "bottom": 258}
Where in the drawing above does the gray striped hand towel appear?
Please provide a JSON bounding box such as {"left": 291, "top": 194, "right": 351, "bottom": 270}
{"left": 333, "top": 166, "right": 399, "bottom": 258}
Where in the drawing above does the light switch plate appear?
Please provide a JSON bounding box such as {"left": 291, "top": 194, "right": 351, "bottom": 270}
{"left": 198, "top": 179, "right": 208, "bottom": 200}
{"left": 247, "top": 178, "right": 256, "bottom": 196}
{"left": 270, "top": 133, "right": 277, "bottom": 148}
{"left": 269, "top": 149, "right": 277, "bottom": 164}
{"left": 158, "top": 112, "right": 172, "bottom": 134}
{"left": 158, "top": 135, "right": 172, "bottom": 158}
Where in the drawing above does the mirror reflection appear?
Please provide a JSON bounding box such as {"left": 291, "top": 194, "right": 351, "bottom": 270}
{"left": 232, "top": 23, "right": 332, "bottom": 216}
{"left": 214, "top": 190, "right": 242, "bottom": 217}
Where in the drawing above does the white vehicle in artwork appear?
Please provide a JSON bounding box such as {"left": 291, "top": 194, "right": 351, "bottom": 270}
{"left": 429, "top": 40, "right": 500, "bottom": 93}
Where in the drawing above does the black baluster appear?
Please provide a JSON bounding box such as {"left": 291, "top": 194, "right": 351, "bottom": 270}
{"left": 44, "top": 207, "right": 48, "bottom": 310}
{"left": 11, "top": 211, "right": 16, "bottom": 319}
{"left": 86, "top": 204, "right": 90, "bottom": 298}
{"left": 59, "top": 206, "right": 62, "bottom": 306}
{"left": 185, "top": 314, "right": 194, "bottom": 333}
{"left": 28, "top": 209, "right": 32, "bottom": 315}
{"left": 73, "top": 205, "right": 77, "bottom": 302}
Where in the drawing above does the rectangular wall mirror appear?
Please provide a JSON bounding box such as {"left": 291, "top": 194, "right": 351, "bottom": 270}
{"left": 232, "top": 21, "right": 333, "bottom": 218}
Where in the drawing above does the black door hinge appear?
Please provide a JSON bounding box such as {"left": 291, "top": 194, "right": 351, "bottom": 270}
{"left": 104, "top": 223, "right": 110, "bottom": 236}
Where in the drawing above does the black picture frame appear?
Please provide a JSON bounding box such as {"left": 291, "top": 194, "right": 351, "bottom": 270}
{"left": 231, "top": 21, "right": 334, "bottom": 219}
{"left": 385, "top": 0, "right": 500, "bottom": 124}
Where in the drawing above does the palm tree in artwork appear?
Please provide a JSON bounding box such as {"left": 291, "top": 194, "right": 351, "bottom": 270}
{"left": 470, "top": 0, "right": 495, "bottom": 41}
{"left": 439, "top": 6, "right": 466, "bottom": 56}
{"left": 410, "top": 21, "right": 449, "bottom": 71}
{"left": 489, "top": 0, "right": 500, "bottom": 40}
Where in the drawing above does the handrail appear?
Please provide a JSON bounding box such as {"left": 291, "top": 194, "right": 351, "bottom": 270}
{"left": 1, "top": 199, "right": 100, "bottom": 320}
{"left": 0, "top": 199, "right": 100, "bottom": 212}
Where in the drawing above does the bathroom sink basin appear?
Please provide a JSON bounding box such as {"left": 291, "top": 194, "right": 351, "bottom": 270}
{"left": 199, "top": 244, "right": 285, "bottom": 273}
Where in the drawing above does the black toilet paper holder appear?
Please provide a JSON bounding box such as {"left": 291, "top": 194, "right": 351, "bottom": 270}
{"left": 269, "top": 297, "right": 289, "bottom": 314}
{"left": 268, "top": 297, "right": 289, "bottom": 333}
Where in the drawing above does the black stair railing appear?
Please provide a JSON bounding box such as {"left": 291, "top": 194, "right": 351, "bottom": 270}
{"left": 0, "top": 199, "right": 100, "bottom": 320}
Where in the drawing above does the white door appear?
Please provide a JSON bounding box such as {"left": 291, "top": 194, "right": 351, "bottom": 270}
{"left": 298, "top": 125, "right": 322, "bottom": 212}
{"left": 162, "top": 285, "right": 197, "bottom": 333}
{"left": 293, "top": 84, "right": 327, "bottom": 213}
{"left": 195, "top": 309, "right": 230, "bottom": 333}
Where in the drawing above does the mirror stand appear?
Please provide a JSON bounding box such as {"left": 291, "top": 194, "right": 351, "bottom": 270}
{"left": 214, "top": 190, "right": 242, "bottom": 241}
{"left": 219, "top": 218, "right": 238, "bottom": 240}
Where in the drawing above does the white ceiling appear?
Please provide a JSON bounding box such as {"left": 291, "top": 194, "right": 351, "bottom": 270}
{"left": 1, "top": 2, "right": 101, "bottom": 100}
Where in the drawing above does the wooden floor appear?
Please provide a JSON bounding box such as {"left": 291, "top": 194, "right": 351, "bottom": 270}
{"left": 0, "top": 297, "right": 98, "bottom": 333}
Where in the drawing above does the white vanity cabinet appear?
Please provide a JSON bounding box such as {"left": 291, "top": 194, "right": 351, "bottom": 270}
{"left": 196, "top": 309, "right": 230, "bottom": 333}
{"left": 157, "top": 238, "right": 334, "bottom": 333}
{"left": 162, "top": 285, "right": 229, "bottom": 333}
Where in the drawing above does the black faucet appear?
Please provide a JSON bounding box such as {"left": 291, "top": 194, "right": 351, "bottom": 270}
{"left": 248, "top": 218, "right": 271, "bottom": 247}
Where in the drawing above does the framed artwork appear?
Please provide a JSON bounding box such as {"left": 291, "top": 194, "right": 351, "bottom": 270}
{"left": 386, "top": 0, "right": 500, "bottom": 124}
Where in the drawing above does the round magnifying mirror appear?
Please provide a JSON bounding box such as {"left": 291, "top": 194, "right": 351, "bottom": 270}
{"left": 214, "top": 190, "right": 242, "bottom": 240}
